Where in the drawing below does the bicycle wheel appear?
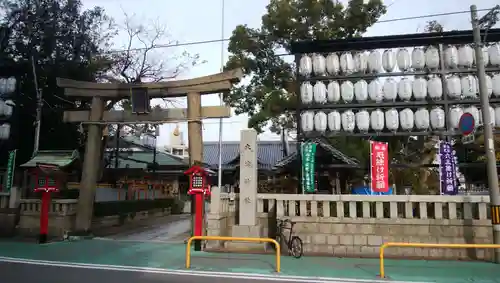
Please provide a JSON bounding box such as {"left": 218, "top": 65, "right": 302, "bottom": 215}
{"left": 290, "top": 236, "right": 303, "bottom": 258}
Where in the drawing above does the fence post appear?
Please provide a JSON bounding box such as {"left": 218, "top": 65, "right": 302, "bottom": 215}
{"left": 210, "top": 186, "right": 220, "bottom": 214}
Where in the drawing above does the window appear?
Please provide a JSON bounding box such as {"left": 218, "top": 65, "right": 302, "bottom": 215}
{"left": 173, "top": 149, "right": 183, "bottom": 156}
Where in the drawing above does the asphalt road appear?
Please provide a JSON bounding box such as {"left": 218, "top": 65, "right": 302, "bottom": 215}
{"left": 0, "top": 260, "right": 405, "bottom": 283}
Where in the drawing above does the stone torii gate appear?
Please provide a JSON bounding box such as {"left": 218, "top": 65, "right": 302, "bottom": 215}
{"left": 56, "top": 69, "right": 243, "bottom": 233}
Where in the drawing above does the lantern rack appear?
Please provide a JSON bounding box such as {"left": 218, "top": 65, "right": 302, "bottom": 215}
{"left": 292, "top": 29, "right": 500, "bottom": 140}
{"left": 290, "top": 28, "right": 500, "bottom": 193}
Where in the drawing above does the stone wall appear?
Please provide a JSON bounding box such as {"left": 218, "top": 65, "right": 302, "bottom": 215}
{"left": 257, "top": 215, "right": 491, "bottom": 260}
{"left": 207, "top": 191, "right": 495, "bottom": 261}
{"left": 1, "top": 197, "right": 174, "bottom": 238}
{"left": 205, "top": 188, "right": 238, "bottom": 248}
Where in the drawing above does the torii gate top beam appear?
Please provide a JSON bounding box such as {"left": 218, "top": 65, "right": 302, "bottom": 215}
{"left": 56, "top": 68, "right": 243, "bottom": 98}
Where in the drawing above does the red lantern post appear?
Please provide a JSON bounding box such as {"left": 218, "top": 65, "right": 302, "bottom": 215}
{"left": 33, "top": 164, "right": 60, "bottom": 244}
{"left": 184, "top": 165, "right": 210, "bottom": 251}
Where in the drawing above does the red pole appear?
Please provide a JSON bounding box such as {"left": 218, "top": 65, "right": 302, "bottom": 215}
{"left": 194, "top": 192, "right": 203, "bottom": 251}
{"left": 39, "top": 191, "right": 51, "bottom": 244}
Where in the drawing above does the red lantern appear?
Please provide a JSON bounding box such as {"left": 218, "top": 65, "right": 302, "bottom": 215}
{"left": 33, "top": 163, "right": 61, "bottom": 244}
{"left": 184, "top": 165, "right": 209, "bottom": 195}
{"left": 184, "top": 165, "right": 210, "bottom": 251}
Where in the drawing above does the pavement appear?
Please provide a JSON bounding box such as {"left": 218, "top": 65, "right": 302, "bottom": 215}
{"left": 92, "top": 214, "right": 192, "bottom": 240}
{"left": 0, "top": 239, "right": 500, "bottom": 282}
{"left": 0, "top": 216, "right": 499, "bottom": 283}
{"left": 101, "top": 214, "right": 192, "bottom": 242}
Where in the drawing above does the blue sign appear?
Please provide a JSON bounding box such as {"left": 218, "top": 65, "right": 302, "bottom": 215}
{"left": 459, "top": 113, "right": 475, "bottom": 135}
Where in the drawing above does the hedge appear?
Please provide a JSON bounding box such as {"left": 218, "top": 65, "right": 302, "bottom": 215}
{"left": 93, "top": 198, "right": 177, "bottom": 217}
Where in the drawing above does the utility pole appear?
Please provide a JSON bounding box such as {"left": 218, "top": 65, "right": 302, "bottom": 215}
{"left": 471, "top": 4, "right": 500, "bottom": 263}
{"left": 217, "top": 0, "right": 225, "bottom": 191}
{"left": 31, "top": 57, "right": 42, "bottom": 156}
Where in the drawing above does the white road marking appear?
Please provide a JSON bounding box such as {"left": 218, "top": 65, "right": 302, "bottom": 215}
{"left": 0, "top": 256, "right": 429, "bottom": 283}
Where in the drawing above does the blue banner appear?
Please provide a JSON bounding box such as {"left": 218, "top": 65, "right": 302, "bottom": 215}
{"left": 439, "top": 141, "right": 458, "bottom": 195}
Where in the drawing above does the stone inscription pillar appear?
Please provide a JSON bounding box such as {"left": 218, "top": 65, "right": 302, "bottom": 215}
{"left": 238, "top": 129, "right": 258, "bottom": 226}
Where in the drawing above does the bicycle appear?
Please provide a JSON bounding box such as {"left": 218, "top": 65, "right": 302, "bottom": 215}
{"left": 274, "top": 218, "right": 303, "bottom": 258}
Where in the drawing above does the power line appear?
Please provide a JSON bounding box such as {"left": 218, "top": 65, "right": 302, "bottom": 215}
{"left": 105, "top": 8, "right": 492, "bottom": 55}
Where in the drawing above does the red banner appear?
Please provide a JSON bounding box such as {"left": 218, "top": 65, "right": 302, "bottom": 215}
{"left": 370, "top": 141, "right": 389, "bottom": 193}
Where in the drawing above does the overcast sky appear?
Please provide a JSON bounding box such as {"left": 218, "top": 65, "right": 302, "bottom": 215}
{"left": 82, "top": 0, "right": 499, "bottom": 146}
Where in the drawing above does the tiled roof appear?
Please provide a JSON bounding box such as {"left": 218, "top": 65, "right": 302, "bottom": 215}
{"left": 105, "top": 151, "right": 188, "bottom": 169}
{"left": 20, "top": 150, "right": 80, "bottom": 168}
{"left": 203, "top": 141, "right": 297, "bottom": 170}
{"left": 274, "top": 137, "right": 359, "bottom": 168}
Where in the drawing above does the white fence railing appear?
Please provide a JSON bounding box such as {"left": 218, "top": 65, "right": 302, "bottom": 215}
{"left": 257, "top": 194, "right": 491, "bottom": 220}
{"left": 209, "top": 187, "right": 238, "bottom": 215}
{"left": 18, "top": 199, "right": 78, "bottom": 215}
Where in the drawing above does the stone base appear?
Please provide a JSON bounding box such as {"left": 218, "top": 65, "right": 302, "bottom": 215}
{"left": 227, "top": 225, "right": 265, "bottom": 251}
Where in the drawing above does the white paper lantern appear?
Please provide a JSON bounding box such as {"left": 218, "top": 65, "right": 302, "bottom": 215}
{"left": 458, "top": 45, "right": 474, "bottom": 68}
{"left": 341, "top": 81, "right": 354, "bottom": 102}
{"left": 382, "top": 49, "right": 396, "bottom": 72}
{"left": 327, "top": 111, "right": 341, "bottom": 132}
{"left": 313, "top": 81, "right": 327, "bottom": 103}
{"left": 355, "top": 110, "right": 370, "bottom": 132}
{"left": 326, "top": 53, "right": 340, "bottom": 75}
{"left": 4, "top": 100, "right": 13, "bottom": 117}
{"left": 354, "top": 52, "right": 368, "bottom": 73}
{"left": 0, "top": 123, "right": 10, "bottom": 140}
{"left": 412, "top": 77, "right": 427, "bottom": 100}
{"left": 399, "top": 108, "right": 414, "bottom": 131}
{"left": 354, "top": 80, "right": 369, "bottom": 102}
{"left": 385, "top": 109, "right": 399, "bottom": 131}
{"left": 396, "top": 48, "right": 411, "bottom": 71}
{"left": 485, "top": 75, "right": 493, "bottom": 98}
{"left": 411, "top": 47, "right": 426, "bottom": 70}
{"left": 370, "top": 109, "right": 385, "bottom": 131}
{"left": 341, "top": 110, "right": 356, "bottom": 132}
{"left": 492, "top": 74, "right": 500, "bottom": 97}
{"left": 448, "top": 106, "right": 464, "bottom": 129}
{"left": 368, "top": 79, "right": 384, "bottom": 102}
{"left": 425, "top": 46, "right": 440, "bottom": 70}
{"left": 300, "top": 82, "right": 313, "bottom": 104}
{"left": 327, "top": 81, "right": 341, "bottom": 102}
{"left": 488, "top": 44, "right": 500, "bottom": 66}
{"left": 473, "top": 48, "right": 490, "bottom": 66}
{"left": 414, "top": 108, "right": 430, "bottom": 130}
{"left": 299, "top": 55, "right": 312, "bottom": 76}
{"left": 383, "top": 79, "right": 398, "bottom": 101}
{"left": 367, "top": 50, "right": 382, "bottom": 73}
{"left": 0, "top": 101, "right": 13, "bottom": 117}
{"left": 463, "top": 106, "right": 480, "bottom": 127}
{"left": 445, "top": 75, "right": 461, "bottom": 99}
{"left": 301, "top": 111, "right": 314, "bottom": 132}
{"left": 427, "top": 77, "right": 443, "bottom": 100}
{"left": 340, "top": 52, "right": 355, "bottom": 74}
{"left": 398, "top": 78, "right": 412, "bottom": 101}
{"left": 461, "top": 75, "right": 477, "bottom": 99}
{"left": 444, "top": 45, "right": 459, "bottom": 69}
{"left": 314, "top": 111, "right": 328, "bottom": 132}
{"left": 312, "top": 54, "right": 326, "bottom": 76}
{"left": 5, "top": 78, "right": 16, "bottom": 94}
{"left": 495, "top": 107, "right": 500, "bottom": 127}
{"left": 430, "top": 107, "right": 446, "bottom": 130}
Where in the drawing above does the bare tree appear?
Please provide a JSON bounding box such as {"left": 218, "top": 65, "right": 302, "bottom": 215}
{"left": 101, "top": 12, "right": 205, "bottom": 137}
